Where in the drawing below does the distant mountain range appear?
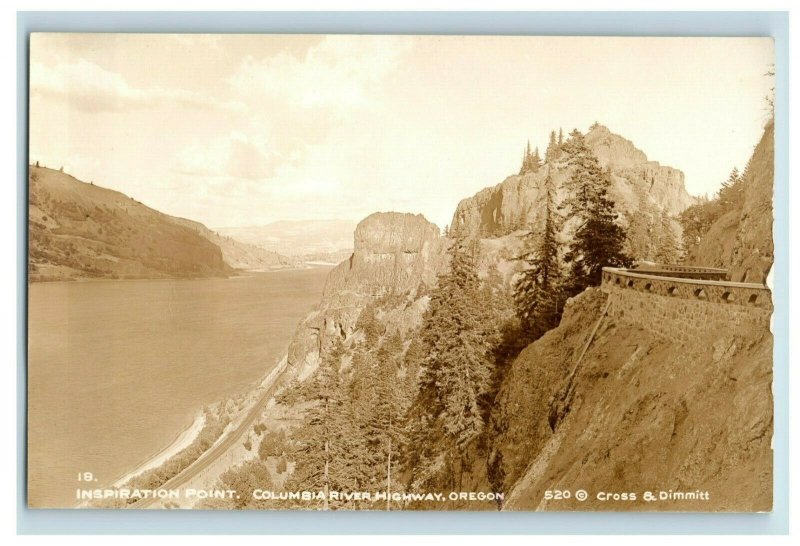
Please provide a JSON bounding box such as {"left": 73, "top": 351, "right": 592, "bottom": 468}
{"left": 216, "top": 220, "right": 357, "bottom": 264}
{"left": 27, "top": 166, "right": 301, "bottom": 282}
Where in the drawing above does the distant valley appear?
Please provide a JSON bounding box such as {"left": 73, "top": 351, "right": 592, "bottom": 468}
{"left": 216, "top": 220, "right": 357, "bottom": 265}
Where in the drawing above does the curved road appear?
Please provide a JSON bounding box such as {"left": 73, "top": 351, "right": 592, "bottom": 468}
{"left": 128, "top": 365, "right": 286, "bottom": 509}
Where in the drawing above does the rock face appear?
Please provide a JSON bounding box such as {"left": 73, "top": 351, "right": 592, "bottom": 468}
{"left": 730, "top": 124, "right": 774, "bottom": 283}
{"left": 684, "top": 122, "right": 773, "bottom": 283}
{"left": 287, "top": 212, "right": 448, "bottom": 378}
{"left": 450, "top": 124, "right": 696, "bottom": 259}
{"left": 493, "top": 287, "right": 772, "bottom": 512}
{"left": 28, "top": 166, "right": 231, "bottom": 282}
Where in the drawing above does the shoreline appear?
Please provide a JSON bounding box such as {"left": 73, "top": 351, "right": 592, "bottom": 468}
{"left": 111, "top": 410, "right": 207, "bottom": 489}
{"left": 29, "top": 263, "right": 335, "bottom": 285}
{"left": 100, "top": 354, "right": 290, "bottom": 506}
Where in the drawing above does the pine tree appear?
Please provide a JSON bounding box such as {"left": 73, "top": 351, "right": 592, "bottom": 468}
{"left": 513, "top": 169, "right": 563, "bottom": 336}
{"left": 369, "top": 334, "right": 409, "bottom": 509}
{"left": 285, "top": 338, "right": 363, "bottom": 509}
{"left": 558, "top": 127, "right": 564, "bottom": 147}
{"left": 532, "top": 147, "right": 542, "bottom": 170}
{"left": 654, "top": 212, "right": 682, "bottom": 264}
{"left": 560, "top": 130, "right": 630, "bottom": 295}
{"left": 413, "top": 238, "right": 496, "bottom": 448}
{"left": 519, "top": 141, "right": 531, "bottom": 174}
{"left": 519, "top": 140, "right": 540, "bottom": 175}
{"left": 545, "top": 130, "right": 559, "bottom": 163}
{"left": 718, "top": 167, "right": 745, "bottom": 208}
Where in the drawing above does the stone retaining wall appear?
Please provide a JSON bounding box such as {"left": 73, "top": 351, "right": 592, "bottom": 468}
{"left": 600, "top": 267, "right": 772, "bottom": 345}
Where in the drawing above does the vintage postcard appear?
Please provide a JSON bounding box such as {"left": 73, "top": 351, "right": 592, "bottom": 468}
{"left": 27, "top": 34, "right": 774, "bottom": 511}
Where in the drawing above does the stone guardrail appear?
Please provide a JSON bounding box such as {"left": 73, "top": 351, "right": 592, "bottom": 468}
{"left": 629, "top": 263, "right": 729, "bottom": 281}
{"left": 600, "top": 265, "right": 771, "bottom": 346}
{"left": 601, "top": 266, "right": 772, "bottom": 310}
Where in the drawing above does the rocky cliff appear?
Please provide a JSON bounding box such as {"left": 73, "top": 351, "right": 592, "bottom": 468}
{"left": 687, "top": 122, "right": 774, "bottom": 283}
{"left": 450, "top": 124, "right": 696, "bottom": 261}
{"left": 28, "top": 166, "right": 231, "bottom": 282}
{"left": 286, "top": 212, "right": 448, "bottom": 378}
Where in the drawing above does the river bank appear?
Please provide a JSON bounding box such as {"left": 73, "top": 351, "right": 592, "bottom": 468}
{"left": 91, "top": 356, "right": 291, "bottom": 509}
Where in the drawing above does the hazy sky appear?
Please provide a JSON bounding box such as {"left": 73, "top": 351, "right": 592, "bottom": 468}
{"left": 29, "top": 34, "right": 774, "bottom": 229}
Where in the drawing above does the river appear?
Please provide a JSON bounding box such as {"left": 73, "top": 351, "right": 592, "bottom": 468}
{"left": 27, "top": 268, "right": 331, "bottom": 508}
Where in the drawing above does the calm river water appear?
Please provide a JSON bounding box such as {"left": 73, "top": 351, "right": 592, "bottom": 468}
{"left": 27, "top": 268, "right": 331, "bottom": 507}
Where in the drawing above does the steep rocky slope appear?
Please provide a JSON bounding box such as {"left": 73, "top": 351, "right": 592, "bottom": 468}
{"left": 451, "top": 124, "right": 695, "bottom": 261}
{"left": 492, "top": 287, "right": 772, "bottom": 512}
{"left": 169, "top": 216, "right": 300, "bottom": 271}
{"left": 686, "top": 122, "right": 774, "bottom": 283}
{"left": 286, "top": 212, "right": 448, "bottom": 378}
{"left": 28, "top": 166, "right": 230, "bottom": 282}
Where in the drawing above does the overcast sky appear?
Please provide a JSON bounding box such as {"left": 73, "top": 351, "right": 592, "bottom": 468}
{"left": 29, "top": 34, "right": 774, "bottom": 229}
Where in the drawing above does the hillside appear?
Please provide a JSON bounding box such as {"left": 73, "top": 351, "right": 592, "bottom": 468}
{"left": 28, "top": 166, "right": 231, "bottom": 282}
{"left": 169, "top": 216, "right": 301, "bottom": 271}
{"left": 493, "top": 287, "right": 772, "bottom": 512}
{"left": 286, "top": 212, "right": 448, "bottom": 379}
{"left": 163, "top": 122, "right": 774, "bottom": 512}
{"left": 681, "top": 121, "right": 774, "bottom": 283}
{"left": 492, "top": 123, "right": 775, "bottom": 511}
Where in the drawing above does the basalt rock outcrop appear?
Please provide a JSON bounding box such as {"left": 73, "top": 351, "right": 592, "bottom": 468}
{"left": 688, "top": 122, "right": 774, "bottom": 283}
{"left": 450, "top": 125, "right": 696, "bottom": 261}
{"left": 286, "top": 212, "right": 448, "bottom": 378}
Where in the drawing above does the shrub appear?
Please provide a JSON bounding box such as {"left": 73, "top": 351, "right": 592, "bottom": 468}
{"left": 258, "top": 429, "right": 286, "bottom": 461}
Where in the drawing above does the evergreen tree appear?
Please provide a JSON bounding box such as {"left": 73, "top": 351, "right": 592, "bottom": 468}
{"left": 519, "top": 141, "right": 530, "bottom": 174}
{"left": 285, "top": 338, "right": 363, "bottom": 509}
{"left": 654, "top": 212, "right": 682, "bottom": 264}
{"left": 519, "top": 140, "right": 540, "bottom": 175}
{"left": 545, "top": 130, "right": 559, "bottom": 163}
{"left": 718, "top": 167, "right": 745, "bottom": 209}
{"left": 532, "top": 147, "right": 542, "bottom": 170}
{"left": 369, "top": 334, "right": 409, "bottom": 509}
{"left": 513, "top": 169, "right": 564, "bottom": 336}
{"left": 558, "top": 127, "right": 564, "bottom": 147}
{"left": 560, "top": 130, "right": 630, "bottom": 294}
{"left": 412, "top": 238, "right": 496, "bottom": 449}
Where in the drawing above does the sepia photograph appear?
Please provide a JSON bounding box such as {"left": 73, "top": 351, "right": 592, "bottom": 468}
{"left": 26, "top": 33, "right": 776, "bottom": 512}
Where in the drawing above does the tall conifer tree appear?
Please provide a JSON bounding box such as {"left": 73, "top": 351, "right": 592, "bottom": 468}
{"left": 513, "top": 169, "right": 563, "bottom": 336}
{"left": 560, "top": 130, "right": 630, "bottom": 295}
